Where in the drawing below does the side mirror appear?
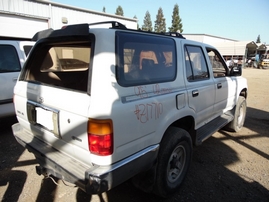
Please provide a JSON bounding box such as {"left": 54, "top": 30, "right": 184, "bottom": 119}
{"left": 230, "top": 66, "right": 242, "bottom": 76}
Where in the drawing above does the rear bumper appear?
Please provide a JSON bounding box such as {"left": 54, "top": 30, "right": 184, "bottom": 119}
{"left": 12, "top": 123, "right": 159, "bottom": 194}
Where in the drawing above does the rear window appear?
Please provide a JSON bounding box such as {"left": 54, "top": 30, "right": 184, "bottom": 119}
{"left": 116, "top": 32, "right": 177, "bottom": 87}
{"left": 23, "top": 38, "right": 92, "bottom": 92}
{"left": 184, "top": 45, "right": 209, "bottom": 81}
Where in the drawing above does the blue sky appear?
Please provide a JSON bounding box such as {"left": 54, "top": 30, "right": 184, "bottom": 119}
{"left": 54, "top": 0, "right": 269, "bottom": 44}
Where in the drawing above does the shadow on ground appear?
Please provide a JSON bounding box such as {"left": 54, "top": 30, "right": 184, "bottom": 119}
{"left": 1, "top": 106, "right": 269, "bottom": 202}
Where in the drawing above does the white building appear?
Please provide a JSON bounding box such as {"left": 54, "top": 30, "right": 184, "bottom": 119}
{"left": 0, "top": 0, "right": 137, "bottom": 39}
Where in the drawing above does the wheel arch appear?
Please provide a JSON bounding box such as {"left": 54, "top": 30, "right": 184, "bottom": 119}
{"left": 163, "top": 116, "right": 196, "bottom": 146}
{"left": 132, "top": 115, "right": 196, "bottom": 194}
{"left": 240, "top": 88, "right": 248, "bottom": 99}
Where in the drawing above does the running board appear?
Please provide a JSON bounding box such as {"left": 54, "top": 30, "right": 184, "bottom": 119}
{"left": 196, "top": 113, "right": 234, "bottom": 145}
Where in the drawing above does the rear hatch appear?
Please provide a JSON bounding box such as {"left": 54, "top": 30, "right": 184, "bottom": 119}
{"left": 14, "top": 30, "right": 94, "bottom": 164}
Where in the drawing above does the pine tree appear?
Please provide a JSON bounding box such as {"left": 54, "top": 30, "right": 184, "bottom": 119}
{"left": 154, "top": 7, "right": 166, "bottom": 33}
{"left": 115, "top": 6, "right": 124, "bottom": 16}
{"left": 142, "top": 11, "right": 153, "bottom": 31}
{"left": 256, "top": 35, "right": 261, "bottom": 43}
{"left": 169, "top": 4, "right": 183, "bottom": 33}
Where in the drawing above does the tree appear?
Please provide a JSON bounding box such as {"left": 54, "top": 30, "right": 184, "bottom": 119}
{"left": 102, "top": 7, "right": 106, "bottom": 13}
{"left": 142, "top": 11, "right": 153, "bottom": 31}
{"left": 115, "top": 6, "right": 124, "bottom": 16}
{"left": 256, "top": 35, "right": 261, "bottom": 43}
{"left": 169, "top": 4, "right": 183, "bottom": 33}
{"left": 154, "top": 7, "right": 166, "bottom": 33}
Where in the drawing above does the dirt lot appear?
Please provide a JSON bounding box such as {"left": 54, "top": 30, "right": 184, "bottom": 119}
{"left": 0, "top": 68, "right": 269, "bottom": 202}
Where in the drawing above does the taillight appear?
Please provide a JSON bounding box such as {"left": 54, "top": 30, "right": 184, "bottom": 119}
{"left": 88, "top": 119, "right": 113, "bottom": 156}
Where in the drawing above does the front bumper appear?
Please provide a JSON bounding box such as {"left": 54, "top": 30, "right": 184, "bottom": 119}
{"left": 12, "top": 123, "right": 159, "bottom": 194}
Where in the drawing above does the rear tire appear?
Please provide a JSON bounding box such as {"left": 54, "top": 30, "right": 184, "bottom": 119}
{"left": 153, "top": 127, "right": 192, "bottom": 198}
{"left": 225, "top": 96, "right": 247, "bottom": 132}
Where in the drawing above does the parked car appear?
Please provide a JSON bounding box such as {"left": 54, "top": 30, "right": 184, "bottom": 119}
{"left": 0, "top": 38, "right": 35, "bottom": 118}
{"left": 12, "top": 22, "right": 247, "bottom": 198}
{"left": 259, "top": 54, "right": 269, "bottom": 69}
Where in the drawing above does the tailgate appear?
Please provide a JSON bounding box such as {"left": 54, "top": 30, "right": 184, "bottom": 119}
{"left": 14, "top": 81, "right": 92, "bottom": 165}
{"left": 13, "top": 34, "right": 94, "bottom": 163}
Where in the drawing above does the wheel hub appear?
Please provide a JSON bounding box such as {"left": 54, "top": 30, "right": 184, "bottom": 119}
{"left": 167, "top": 145, "right": 186, "bottom": 183}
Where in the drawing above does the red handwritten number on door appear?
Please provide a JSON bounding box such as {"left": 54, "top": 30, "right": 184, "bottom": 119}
{"left": 134, "top": 102, "right": 163, "bottom": 123}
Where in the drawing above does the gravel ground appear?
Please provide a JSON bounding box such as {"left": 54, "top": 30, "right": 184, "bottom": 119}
{"left": 0, "top": 68, "right": 268, "bottom": 202}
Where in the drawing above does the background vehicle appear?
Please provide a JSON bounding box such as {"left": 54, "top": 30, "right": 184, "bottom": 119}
{"left": 259, "top": 53, "right": 269, "bottom": 69}
{"left": 0, "top": 38, "right": 34, "bottom": 118}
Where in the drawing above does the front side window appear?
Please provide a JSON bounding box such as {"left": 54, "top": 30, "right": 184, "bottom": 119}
{"left": 184, "top": 45, "right": 209, "bottom": 81}
{"left": 23, "top": 38, "right": 92, "bottom": 92}
{"left": 0, "top": 45, "right": 21, "bottom": 73}
{"left": 206, "top": 48, "right": 228, "bottom": 78}
{"left": 116, "top": 32, "right": 177, "bottom": 86}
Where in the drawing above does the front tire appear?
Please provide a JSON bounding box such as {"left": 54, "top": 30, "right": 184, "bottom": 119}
{"left": 226, "top": 96, "right": 247, "bottom": 132}
{"left": 153, "top": 127, "right": 192, "bottom": 198}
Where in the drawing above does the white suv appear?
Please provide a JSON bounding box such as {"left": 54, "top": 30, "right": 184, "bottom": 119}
{"left": 12, "top": 22, "right": 247, "bottom": 197}
{"left": 0, "top": 39, "right": 34, "bottom": 118}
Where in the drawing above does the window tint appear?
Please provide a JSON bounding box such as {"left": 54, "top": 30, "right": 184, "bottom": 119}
{"left": 24, "top": 40, "right": 91, "bottom": 92}
{"left": 206, "top": 48, "right": 228, "bottom": 78}
{"left": 116, "top": 32, "right": 176, "bottom": 86}
{"left": 39, "top": 47, "right": 90, "bottom": 72}
{"left": 184, "top": 45, "right": 209, "bottom": 81}
{"left": 0, "top": 45, "right": 21, "bottom": 73}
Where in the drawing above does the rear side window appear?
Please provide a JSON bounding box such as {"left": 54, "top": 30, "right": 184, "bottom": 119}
{"left": 0, "top": 45, "right": 21, "bottom": 73}
{"left": 116, "top": 32, "right": 177, "bottom": 87}
{"left": 184, "top": 45, "right": 209, "bottom": 81}
{"left": 23, "top": 38, "right": 92, "bottom": 92}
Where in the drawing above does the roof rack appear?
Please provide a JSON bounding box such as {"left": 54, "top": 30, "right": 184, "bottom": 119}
{"left": 32, "top": 21, "right": 185, "bottom": 41}
{"left": 165, "top": 32, "right": 185, "bottom": 39}
{"left": 58, "top": 21, "right": 185, "bottom": 39}
{"left": 136, "top": 29, "right": 185, "bottom": 39}
{"left": 88, "top": 21, "right": 127, "bottom": 29}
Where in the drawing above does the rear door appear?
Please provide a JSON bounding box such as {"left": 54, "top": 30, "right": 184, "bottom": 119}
{"left": 184, "top": 45, "right": 215, "bottom": 128}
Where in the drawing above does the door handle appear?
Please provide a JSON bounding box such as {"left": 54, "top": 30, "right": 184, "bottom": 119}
{"left": 217, "top": 83, "right": 222, "bottom": 89}
{"left": 192, "top": 90, "right": 199, "bottom": 97}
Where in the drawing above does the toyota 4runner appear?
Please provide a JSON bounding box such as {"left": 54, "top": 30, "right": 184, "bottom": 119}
{"left": 12, "top": 21, "right": 247, "bottom": 197}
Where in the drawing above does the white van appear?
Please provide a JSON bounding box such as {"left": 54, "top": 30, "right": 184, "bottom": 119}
{"left": 12, "top": 22, "right": 247, "bottom": 198}
{"left": 0, "top": 39, "right": 34, "bottom": 118}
